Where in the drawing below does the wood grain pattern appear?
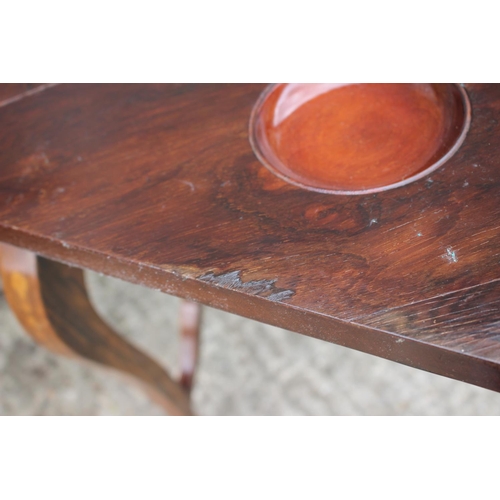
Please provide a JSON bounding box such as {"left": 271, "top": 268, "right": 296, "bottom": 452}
{"left": 361, "top": 279, "right": 500, "bottom": 356}
{"left": 0, "top": 243, "right": 192, "bottom": 415}
{"left": 0, "top": 83, "right": 499, "bottom": 392}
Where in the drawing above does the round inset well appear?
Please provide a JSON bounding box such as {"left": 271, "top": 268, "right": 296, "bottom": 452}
{"left": 249, "top": 83, "right": 471, "bottom": 194}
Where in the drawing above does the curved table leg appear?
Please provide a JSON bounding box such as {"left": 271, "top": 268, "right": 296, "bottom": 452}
{"left": 0, "top": 243, "right": 199, "bottom": 416}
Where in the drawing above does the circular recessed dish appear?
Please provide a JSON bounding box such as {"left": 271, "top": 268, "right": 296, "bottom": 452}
{"left": 249, "top": 83, "right": 471, "bottom": 194}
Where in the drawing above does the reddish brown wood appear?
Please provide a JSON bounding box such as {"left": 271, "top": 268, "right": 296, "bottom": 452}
{"left": 0, "top": 83, "right": 499, "bottom": 395}
{"left": 0, "top": 243, "right": 192, "bottom": 415}
{"left": 251, "top": 83, "right": 469, "bottom": 193}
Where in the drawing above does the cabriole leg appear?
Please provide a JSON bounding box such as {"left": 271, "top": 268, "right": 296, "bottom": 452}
{"left": 0, "top": 243, "right": 200, "bottom": 416}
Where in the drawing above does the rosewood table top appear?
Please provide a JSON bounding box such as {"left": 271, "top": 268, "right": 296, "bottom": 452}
{"left": 1, "top": 83, "right": 499, "bottom": 394}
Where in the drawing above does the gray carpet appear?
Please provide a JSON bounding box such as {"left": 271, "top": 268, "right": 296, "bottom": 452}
{"left": 1, "top": 271, "right": 499, "bottom": 415}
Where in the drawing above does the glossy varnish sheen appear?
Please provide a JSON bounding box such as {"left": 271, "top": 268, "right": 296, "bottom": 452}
{"left": 251, "top": 83, "right": 468, "bottom": 192}
{"left": 0, "top": 84, "right": 499, "bottom": 395}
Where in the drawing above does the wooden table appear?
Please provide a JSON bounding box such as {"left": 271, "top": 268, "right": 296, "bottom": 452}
{"left": 0, "top": 83, "right": 499, "bottom": 415}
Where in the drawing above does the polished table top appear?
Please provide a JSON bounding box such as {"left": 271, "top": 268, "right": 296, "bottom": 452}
{"left": 0, "top": 83, "right": 499, "bottom": 392}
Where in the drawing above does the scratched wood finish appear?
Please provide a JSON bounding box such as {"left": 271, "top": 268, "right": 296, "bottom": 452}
{"left": 0, "top": 83, "right": 499, "bottom": 392}
{"left": 0, "top": 243, "right": 192, "bottom": 415}
{"left": 0, "top": 84, "right": 50, "bottom": 108}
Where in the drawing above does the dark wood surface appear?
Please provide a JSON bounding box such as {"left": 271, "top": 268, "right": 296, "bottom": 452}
{"left": 0, "top": 83, "right": 499, "bottom": 391}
